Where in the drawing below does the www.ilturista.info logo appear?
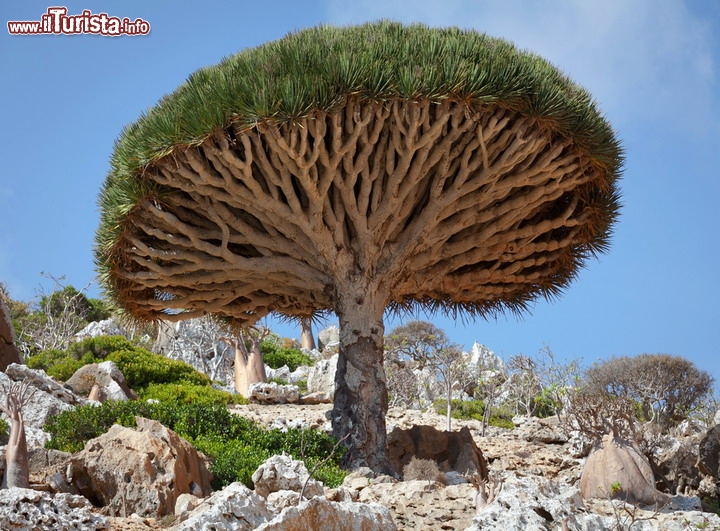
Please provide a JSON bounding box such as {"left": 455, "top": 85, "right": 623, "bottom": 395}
{"left": 7, "top": 7, "right": 150, "bottom": 36}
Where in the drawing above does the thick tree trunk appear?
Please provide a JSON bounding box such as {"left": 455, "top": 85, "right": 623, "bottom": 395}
{"left": 233, "top": 341, "right": 266, "bottom": 397}
{"left": 331, "top": 285, "right": 392, "bottom": 474}
{"left": 300, "top": 317, "right": 316, "bottom": 350}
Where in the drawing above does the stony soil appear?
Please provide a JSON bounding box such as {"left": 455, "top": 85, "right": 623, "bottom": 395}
{"left": 101, "top": 403, "right": 716, "bottom": 530}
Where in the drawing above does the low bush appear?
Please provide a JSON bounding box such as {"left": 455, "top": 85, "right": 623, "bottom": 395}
{"left": 261, "top": 341, "right": 314, "bottom": 372}
{"left": 433, "top": 399, "right": 514, "bottom": 429}
{"left": 44, "top": 401, "right": 346, "bottom": 490}
{"left": 106, "top": 348, "right": 211, "bottom": 389}
{"left": 139, "top": 382, "right": 247, "bottom": 406}
{"left": 403, "top": 456, "right": 444, "bottom": 483}
{"left": 47, "top": 357, "right": 87, "bottom": 381}
{"left": 66, "top": 335, "right": 137, "bottom": 361}
{"left": 433, "top": 399, "right": 485, "bottom": 421}
{"left": 0, "top": 417, "right": 8, "bottom": 444}
{"left": 44, "top": 400, "right": 157, "bottom": 453}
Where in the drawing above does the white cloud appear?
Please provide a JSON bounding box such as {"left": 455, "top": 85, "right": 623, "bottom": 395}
{"left": 325, "top": 0, "right": 717, "bottom": 134}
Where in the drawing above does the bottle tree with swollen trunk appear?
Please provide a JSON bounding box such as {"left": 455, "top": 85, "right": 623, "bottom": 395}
{"left": 94, "top": 22, "right": 623, "bottom": 473}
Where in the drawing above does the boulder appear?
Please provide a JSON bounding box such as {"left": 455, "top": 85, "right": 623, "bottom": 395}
{"left": 654, "top": 434, "right": 702, "bottom": 495}
{"left": 579, "top": 433, "right": 668, "bottom": 505}
{"left": 387, "top": 425, "right": 488, "bottom": 478}
{"left": 65, "top": 361, "right": 137, "bottom": 401}
{"left": 256, "top": 497, "right": 397, "bottom": 531}
{"left": 252, "top": 454, "right": 324, "bottom": 499}
{"left": 317, "top": 326, "right": 339, "bottom": 351}
{"left": 0, "top": 487, "right": 109, "bottom": 530}
{"left": 171, "top": 482, "right": 272, "bottom": 530}
{"left": 265, "top": 364, "right": 291, "bottom": 382}
{"left": 75, "top": 319, "right": 128, "bottom": 340}
{"left": 512, "top": 415, "right": 568, "bottom": 444}
{"left": 306, "top": 354, "right": 338, "bottom": 397}
{"left": 1, "top": 366, "right": 85, "bottom": 430}
{"left": 0, "top": 297, "right": 21, "bottom": 372}
{"left": 699, "top": 424, "right": 720, "bottom": 479}
{"left": 466, "top": 473, "right": 605, "bottom": 531}
{"left": 248, "top": 382, "right": 300, "bottom": 404}
{"left": 299, "top": 391, "right": 332, "bottom": 405}
{"left": 65, "top": 417, "right": 212, "bottom": 517}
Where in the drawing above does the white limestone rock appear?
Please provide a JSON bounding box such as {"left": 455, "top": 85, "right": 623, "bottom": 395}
{"left": 75, "top": 319, "right": 128, "bottom": 340}
{"left": 256, "top": 497, "right": 397, "bottom": 531}
{"left": 307, "top": 354, "right": 338, "bottom": 397}
{"left": 248, "top": 382, "right": 300, "bottom": 404}
{"left": 0, "top": 487, "right": 109, "bottom": 530}
{"left": 170, "top": 482, "right": 272, "bottom": 531}
{"left": 252, "top": 454, "right": 324, "bottom": 499}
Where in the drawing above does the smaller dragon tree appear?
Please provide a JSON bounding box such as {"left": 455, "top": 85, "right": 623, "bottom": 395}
{"left": 1, "top": 379, "right": 35, "bottom": 488}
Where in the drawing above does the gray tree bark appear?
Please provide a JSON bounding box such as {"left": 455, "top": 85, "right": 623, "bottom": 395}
{"left": 331, "top": 281, "right": 392, "bottom": 473}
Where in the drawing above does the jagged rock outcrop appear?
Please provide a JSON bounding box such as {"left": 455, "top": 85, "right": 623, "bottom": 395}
{"left": 0, "top": 297, "right": 21, "bottom": 372}
{"left": 251, "top": 454, "right": 324, "bottom": 500}
{"left": 248, "top": 382, "right": 300, "bottom": 404}
{"left": 387, "top": 425, "right": 488, "bottom": 478}
{"left": 512, "top": 415, "right": 568, "bottom": 444}
{"left": 64, "top": 417, "right": 212, "bottom": 517}
{"left": 699, "top": 424, "right": 720, "bottom": 479}
{"left": 466, "top": 473, "right": 607, "bottom": 530}
{"left": 171, "top": 482, "right": 272, "bottom": 530}
{"left": 0, "top": 366, "right": 85, "bottom": 431}
{"left": 75, "top": 319, "right": 128, "bottom": 340}
{"left": 467, "top": 342, "right": 506, "bottom": 375}
{"left": 65, "top": 361, "right": 137, "bottom": 401}
{"left": 0, "top": 487, "right": 109, "bottom": 530}
{"left": 256, "top": 497, "right": 397, "bottom": 531}
{"left": 317, "top": 326, "right": 339, "bottom": 352}
{"left": 306, "top": 354, "right": 338, "bottom": 398}
{"left": 580, "top": 433, "right": 669, "bottom": 505}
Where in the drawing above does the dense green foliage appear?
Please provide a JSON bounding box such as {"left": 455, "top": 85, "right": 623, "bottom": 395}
{"left": 44, "top": 401, "right": 345, "bottom": 489}
{"left": 433, "top": 398, "right": 514, "bottom": 429}
{"left": 0, "top": 418, "right": 8, "bottom": 443}
{"left": 139, "top": 382, "right": 246, "bottom": 406}
{"left": 27, "top": 335, "right": 210, "bottom": 390}
{"left": 261, "top": 341, "right": 315, "bottom": 371}
{"left": 27, "top": 336, "right": 135, "bottom": 375}
{"left": 106, "top": 348, "right": 211, "bottom": 389}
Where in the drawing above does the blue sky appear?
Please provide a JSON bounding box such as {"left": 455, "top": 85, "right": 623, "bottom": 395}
{"left": 1, "top": 1, "right": 718, "bottom": 378}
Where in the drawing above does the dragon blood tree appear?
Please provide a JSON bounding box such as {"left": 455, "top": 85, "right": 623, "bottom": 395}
{"left": 95, "top": 22, "right": 622, "bottom": 472}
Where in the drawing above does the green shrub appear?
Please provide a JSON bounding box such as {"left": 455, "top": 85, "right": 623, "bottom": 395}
{"left": 295, "top": 379, "right": 308, "bottom": 393}
{"left": 26, "top": 348, "right": 68, "bottom": 372}
{"left": 107, "top": 348, "right": 211, "bottom": 389}
{"left": 433, "top": 398, "right": 514, "bottom": 429}
{"left": 139, "top": 383, "right": 247, "bottom": 406}
{"left": 44, "top": 400, "right": 158, "bottom": 453}
{"left": 0, "top": 418, "right": 8, "bottom": 444}
{"left": 194, "top": 437, "right": 267, "bottom": 489}
{"left": 433, "top": 399, "right": 485, "bottom": 421}
{"left": 66, "top": 335, "right": 136, "bottom": 361}
{"left": 47, "top": 358, "right": 88, "bottom": 381}
{"left": 261, "top": 342, "right": 314, "bottom": 371}
{"left": 44, "top": 400, "right": 346, "bottom": 490}
{"left": 266, "top": 377, "right": 290, "bottom": 386}
{"left": 489, "top": 417, "right": 515, "bottom": 429}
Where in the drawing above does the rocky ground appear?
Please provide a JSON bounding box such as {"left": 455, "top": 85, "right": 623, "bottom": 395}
{"left": 4, "top": 359, "right": 720, "bottom": 530}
